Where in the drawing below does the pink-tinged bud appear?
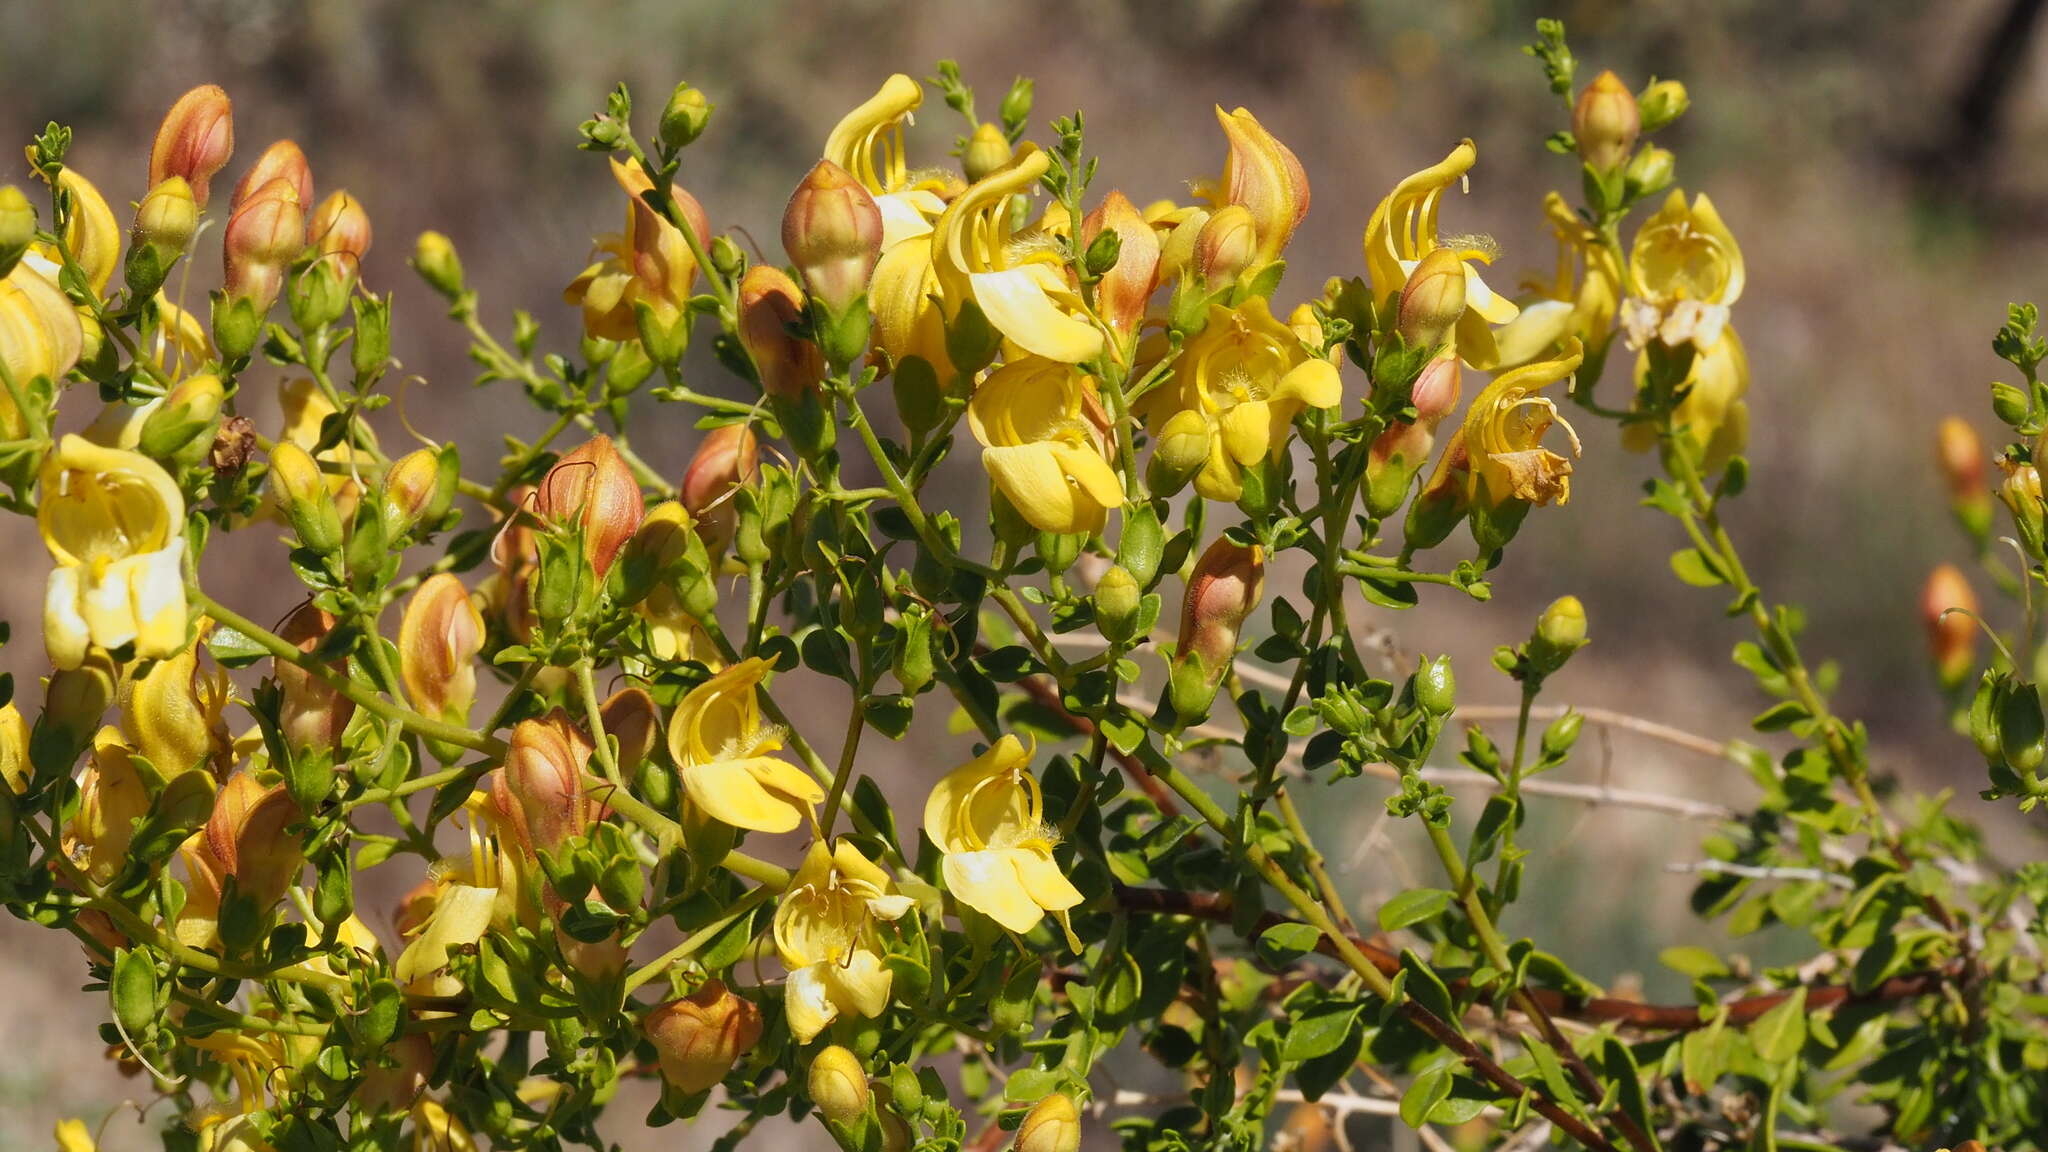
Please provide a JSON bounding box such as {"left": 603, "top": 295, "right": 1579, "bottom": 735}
{"left": 1194, "top": 205, "right": 1256, "bottom": 285}
{"left": 206, "top": 772, "right": 304, "bottom": 911}
{"left": 1082, "top": 190, "right": 1161, "bottom": 338}
{"left": 1409, "top": 350, "right": 1463, "bottom": 428}
{"left": 1177, "top": 536, "right": 1265, "bottom": 672}
{"left": 309, "top": 190, "right": 372, "bottom": 280}
{"left": 150, "top": 85, "right": 234, "bottom": 207}
{"left": 134, "top": 177, "right": 199, "bottom": 254}
{"left": 274, "top": 601, "right": 355, "bottom": 755}
{"left": 1216, "top": 106, "right": 1309, "bottom": 266}
{"left": 782, "top": 159, "right": 883, "bottom": 314}
{"left": 491, "top": 485, "right": 540, "bottom": 642}
{"left": 1936, "top": 416, "right": 1985, "bottom": 500}
{"left": 535, "top": 435, "right": 645, "bottom": 579}
{"left": 505, "top": 714, "right": 592, "bottom": 853}
{"left": 737, "top": 265, "right": 823, "bottom": 400}
{"left": 643, "top": 979, "right": 764, "bottom": 1093}
{"left": 355, "top": 1033, "right": 434, "bottom": 1114}
{"left": 1573, "top": 71, "right": 1641, "bottom": 173}
{"left": 398, "top": 575, "right": 484, "bottom": 725}
{"left": 1922, "top": 563, "right": 1979, "bottom": 687}
{"left": 230, "top": 139, "right": 313, "bottom": 216}
{"left": 599, "top": 686, "right": 659, "bottom": 773}
{"left": 223, "top": 177, "right": 305, "bottom": 311}
{"left": 1397, "top": 248, "right": 1468, "bottom": 349}
{"left": 681, "top": 424, "right": 759, "bottom": 557}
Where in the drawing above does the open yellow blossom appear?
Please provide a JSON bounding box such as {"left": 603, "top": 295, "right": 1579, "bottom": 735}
{"left": 1361, "top": 141, "right": 1519, "bottom": 368}
{"left": 924, "top": 734, "right": 1082, "bottom": 947}
{"left": 1455, "top": 339, "right": 1585, "bottom": 509}
{"left": 39, "top": 435, "right": 188, "bottom": 669}
{"left": 967, "top": 356, "right": 1123, "bottom": 534}
{"left": 1623, "top": 326, "right": 1750, "bottom": 472}
{"left": 1494, "top": 192, "right": 1622, "bottom": 368}
{"left": 1137, "top": 298, "right": 1342, "bottom": 502}
{"left": 667, "top": 658, "right": 825, "bottom": 834}
{"left": 931, "top": 145, "right": 1103, "bottom": 364}
{"left": 394, "top": 793, "right": 526, "bottom": 998}
{"left": 1621, "top": 189, "right": 1742, "bottom": 352}
{"left": 564, "top": 158, "right": 710, "bottom": 342}
{"left": 824, "top": 73, "right": 952, "bottom": 254}
{"left": 772, "top": 838, "right": 913, "bottom": 1042}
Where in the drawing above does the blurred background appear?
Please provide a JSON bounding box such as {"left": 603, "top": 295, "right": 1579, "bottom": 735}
{"left": 3, "top": 0, "right": 2046, "bottom": 1146}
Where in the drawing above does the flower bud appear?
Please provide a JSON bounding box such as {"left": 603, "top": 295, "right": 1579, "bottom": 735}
{"left": 0, "top": 703, "right": 26, "bottom": 796}
{"left": 268, "top": 441, "right": 343, "bottom": 555}
{"left": 231, "top": 140, "right": 314, "bottom": 216}
{"left": 274, "top": 600, "right": 354, "bottom": 755}
{"left": 134, "top": 177, "right": 198, "bottom": 254}
{"left": 138, "top": 371, "right": 224, "bottom": 461}
{"left": 808, "top": 1045, "right": 871, "bottom": 1125}
{"left": 35, "top": 655, "right": 116, "bottom": 774}
{"left": 1147, "top": 409, "right": 1214, "bottom": 497}
{"left": 223, "top": 177, "right": 305, "bottom": 312}
{"left": 1178, "top": 536, "right": 1264, "bottom": 672}
{"left": 207, "top": 771, "right": 304, "bottom": 911}
{"left": 1938, "top": 416, "right": 1986, "bottom": 497}
{"left": 2001, "top": 458, "right": 2045, "bottom": 551}
{"left": 737, "top": 265, "right": 823, "bottom": 401}
{"left": 0, "top": 185, "right": 34, "bottom": 277}
{"left": 643, "top": 979, "right": 764, "bottom": 1093}
{"left": 1528, "top": 594, "right": 1588, "bottom": 675}
{"left": 380, "top": 446, "right": 457, "bottom": 537}
{"left": 505, "top": 715, "right": 591, "bottom": 854}
{"left": 536, "top": 435, "right": 645, "bottom": 579}
{"left": 1082, "top": 191, "right": 1161, "bottom": 339}
{"left": 1194, "top": 204, "right": 1256, "bottom": 285}
{"left": 1923, "top": 564, "right": 1980, "bottom": 688}
{"left": 1623, "top": 146, "right": 1675, "bottom": 200}
{"left": 1410, "top": 351, "right": 1462, "bottom": 428}
{"left": 1216, "top": 105, "right": 1310, "bottom": 267}
{"left": 1573, "top": 71, "right": 1640, "bottom": 173}
{"left": 682, "top": 424, "right": 759, "bottom": 558}
{"left": 660, "top": 82, "right": 715, "bottom": 150}
{"left": 783, "top": 159, "right": 883, "bottom": 316}
{"left": 399, "top": 574, "right": 484, "bottom": 725}
{"left": 600, "top": 686, "right": 660, "bottom": 773}
{"left": 309, "top": 190, "right": 372, "bottom": 281}
{"left": 963, "top": 122, "right": 1013, "bottom": 183}
{"left": 1095, "top": 564, "right": 1141, "bottom": 645}
{"left": 149, "top": 85, "right": 234, "bottom": 207}
{"left": 1636, "top": 79, "right": 1690, "bottom": 133}
{"left": 1396, "top": 247, "right": 1468, "bottom": 349}
{"left": 122, "top": 642, "right": 226, "bottom": 778}
{"left": 413, "top": 231, "right": 465, "bottom": 299}
{"left": 1017, "top": 1092, "right": 1082, "bottom": 1152}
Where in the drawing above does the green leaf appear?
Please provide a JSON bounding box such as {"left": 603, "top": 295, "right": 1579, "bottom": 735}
{"left": 1377, "top": 888, "right": 1454, "bottom": 932}
{"left": 1256, "top": 922, "right": 1324, "bottom": 967}
{"left": 1282, "top": 1002, "right": 1362, "bottom": 1063}
{"left": 1658, "top": 945, "right": 1730, "bottom": 980}
{"left": 204, "top": 623, "right": 271, "bottom": 668}
{"left": 1751, "top": 700, "right": 1811, "bottom": 732}
{"left": 1747, "top": 986, "right": 1807, "bottom": 1063}
{"left": 1680, "top": 1014, "right": 1729, "bottom": 1094}
{"left": 1400, "top": 1066, "right": 1452, "bottom": 1128}
{"left": 111, "top": 948, "right": 157, "bottom": 1039}
{"left": 1669, "top": 548, "right": 1726, "bottom": 587}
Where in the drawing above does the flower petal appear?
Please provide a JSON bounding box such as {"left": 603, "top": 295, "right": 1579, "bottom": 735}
{"left": 684, "top": 757, "right": 805, "bottom": 833}
{"left": 982, "top": 443, "right": 1081, "bottom": 535}
{"left": 944, "top": 849, "right": 1045, "bottom": 934}
{"left": 970, "top": 268, "right": 1103, "bottom": 364}
{"left": 784, "top": 963, "right": 838, "bottom": 1043}
{"left": 822, "top": 948, "right": 895, "bottom": 1019}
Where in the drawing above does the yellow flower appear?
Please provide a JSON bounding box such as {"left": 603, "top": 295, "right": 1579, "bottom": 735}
{"left": 932, "top": 145, "right": 1103, "bottom": 364}
{"left": 667, "top": 658, "right": 825, "bottom": 834}
{"left": 121, "top": 637, "right": 230, "bottom": 777}
{"left": 1623, "top": 325, "right": 1750, "bottom": 472}
{"left": 823, "top": 73, "right": 951, "bottom": 254}
{"left": 1138, "top": 298, "right": 1342, "bottom": 502}
{"left": 870, "top": 236, "right": 952, "bottom": 379}
{"left": 772, "top": 839, "right": 912, "bottom": 1043}
{"left": 39, "top": 435, "right": 188, "bottom": 669}
{"left": 1494, "top": 192, "right": 1622, "bottom": 368}
{"left": 411, "top": 1099, "right": 479, "bottom": 1152}
{"left": 923, "top": 734, "right": 1082, "bottom": 947}
{"left": 0, "top": 258, "right": 82, "bottom": 420}
{"left": 1210, "top": 106, "right": 1309, "bottom": 269}
{"left": 1361, "top": 141, "right": 1519, "bottom": 368}
{"left": 55, "top": 1118, "right": 97, "bottom": 1152}
{"left": 32, "top": 167, "right": 119, "bottom": 297}
{"left": 1621, "top": 189, "right": 1743, "bottom": 353}
{"left": 67, "top": 727, "right": 149, "bottom": 885}
{"left": 564, "top": 159, "right": 710, "bottom": 342}
{"left": 393, "top": 792, "right": 526, "bottom": 998}
{"left": 967, "top": 356, "right": 1123, "bottom": 535}
{"left": 1455, "top": 339, "right": 1585, "bottom": 509}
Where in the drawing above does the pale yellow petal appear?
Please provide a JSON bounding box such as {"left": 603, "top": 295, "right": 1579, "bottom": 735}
{"left": 944, "top": 849, "right": 1044, "bottom": 934}
{"left": 970, "top": 267, "right": 1103, "bottom": 364}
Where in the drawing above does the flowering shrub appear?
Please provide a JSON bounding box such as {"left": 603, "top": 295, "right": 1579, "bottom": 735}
{"left": 2, "top": 18, "right": 2044, "bottom": 1152}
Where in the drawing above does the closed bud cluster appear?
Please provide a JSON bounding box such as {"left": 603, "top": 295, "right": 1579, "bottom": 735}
{"left": 783, "top": 159, "right": 883, "bottom": 317}
{"left": 505, "top": 715, "right": 591, "bottom": 853}
{"left": 808, "top": 1045, "right": 871, "bottom": 1126}
{"left": 1573, "top": 71, "right": 1640, "bottom": 173}
{"left": 274, "top": 601, "right": 354, "bottom": 755}
{"left": 399, "top": 574, "right": 484, "bottom": 727}
{"left": 1017, "top": 1093, "right": 1082, "bottom": 1152}
{"left": 149, "top": 85, "right": 235, "bottom": 207}
{"left": 536, "top": 435, "right": 645, "bottom": 580}
{"left": 643, "top": 979, "right": 763, "bottom": 1094}
{"left": 737, "top": 265, "right": 823, "bottom": 401}
{"left": 682, "top": 424, "right": 760, "bottom": 558}
{"left": 1922, "top": 564, "right": 1979, "bottom": 688}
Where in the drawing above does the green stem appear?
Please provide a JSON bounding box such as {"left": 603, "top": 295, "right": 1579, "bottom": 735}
{"left": 622, "top": 885, "right": 775, "bottom": 995}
